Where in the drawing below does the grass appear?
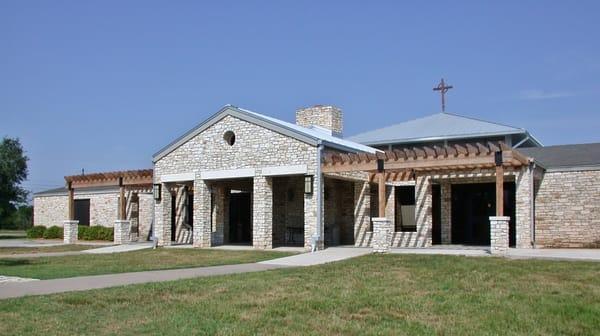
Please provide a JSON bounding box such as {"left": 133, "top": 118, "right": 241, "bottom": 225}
{"left": 0, "top": 248, "right": 293, "bottom": 279}
{"left": 0, "top": 254, "right": 598, "bottom": 335}
{"left": 0, "top": 244, "right": 96, "bottom": 255}
{"left": 0, "top": 229, "right": 26, "bottom": 239}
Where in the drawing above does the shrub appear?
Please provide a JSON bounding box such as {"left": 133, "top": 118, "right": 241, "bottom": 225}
{"left": 42, "top": 225, "right": 63, "bottom": 239}
{"left": 78, "top": 225, "right": 114, "bottom": 241}
{"left": 26, "top": 225, "right": 46, "bottom": 238}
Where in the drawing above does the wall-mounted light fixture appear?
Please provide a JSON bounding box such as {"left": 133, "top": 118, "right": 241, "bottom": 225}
{"left": 153, "top": 184, "right": 162, "bottom": 200}
{"left": 304, "top": 175, "right": 314, "bottom": 195}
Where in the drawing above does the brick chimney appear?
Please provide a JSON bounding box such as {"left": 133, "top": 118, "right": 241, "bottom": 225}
{"left": 295, "top": 105, "right": 343, "bottom": 137}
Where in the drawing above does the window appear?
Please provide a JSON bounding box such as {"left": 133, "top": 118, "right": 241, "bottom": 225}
{"left": 395, "top": 186, "right": 416, "bottom": 232}
{"left": 223, "top": 131, "right": 236, "bottom": 146}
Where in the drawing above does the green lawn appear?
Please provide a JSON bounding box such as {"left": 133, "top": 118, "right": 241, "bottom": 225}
{"left": 0, "top": 248, "right": 293, "bottom": 279}
{"left": 0, "top": 254, "right": 598, "bottom": 335}
{"left": 0, "top": 244, "right": 97, "bottom": 256}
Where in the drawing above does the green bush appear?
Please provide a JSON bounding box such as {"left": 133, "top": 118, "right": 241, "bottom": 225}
{"left": 42, "top": 226, "right": 63, "bottom": 239}
{"left": 26, "top": 225, "right": 46, "bottom": 238}
{"left": 78, "top": 225, "right": 114, "bottom": 241}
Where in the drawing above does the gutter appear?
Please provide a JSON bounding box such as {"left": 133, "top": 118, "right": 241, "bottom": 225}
{"left": 529, "top": 160, "right": 536, "bottom": 248}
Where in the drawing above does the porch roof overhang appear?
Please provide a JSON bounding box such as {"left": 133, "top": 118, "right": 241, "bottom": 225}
{"left": 321, "top": 141, "right": 531, "bottom": 175}
{"left": 65, "top": 169, "right": 154, "bottom": 189}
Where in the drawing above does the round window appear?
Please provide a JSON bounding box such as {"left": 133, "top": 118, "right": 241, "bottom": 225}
{"left": 223, "top": 131, "right": 236, "bottom": 146}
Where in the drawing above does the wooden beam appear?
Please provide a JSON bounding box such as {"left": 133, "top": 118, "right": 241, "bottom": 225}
{"left": 378, "top": 172, "right": 386, "bottom": 217}
{"left": 119, "top": 177, "right": 126, "bottom": 220}
{"left": 67, "top": 183, "right": 74, "bottom": 220}
{"left": 496, "top": 165, "right": 504, "bottom": 216}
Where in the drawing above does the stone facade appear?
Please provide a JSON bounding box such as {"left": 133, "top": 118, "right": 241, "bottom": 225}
{"left": 63, "top": 220, "right": 78, "bottom": 244}
{"left": 515, "top": 166, "right": 533, "bottom": 248}
{"left": 252, "top": 175, "right": 273, "bottom": 249}
{"left": 296, "top": 105, "right": 343, "bottom": 137}
{"left": 354, "top": 181, "right": 372, "bottom": 247}
{"left": 391, "top": 175, "right": 432, "bottom": 247}
{"left": 534, "top": 169, "right": 600, "bottom": 247}
{"left": 113, "top": 220, "right": 131, "bottom": 244}
{"left": 154, "top": 114, "right": 319, "bottom": 249}
{"left": 33, "top": 190, "right": 152, "bottom": 239}
{"left": 440, "top": 182, "right": 452, "bottom": 243}
{"left": 372, "top": 217, "right": 392, "bottom": 252}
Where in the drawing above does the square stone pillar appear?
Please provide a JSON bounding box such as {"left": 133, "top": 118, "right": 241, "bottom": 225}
{"left": 490, "top": 216, "right": 510, "bottom": 254}
{"left": 253, "top": 175, "right": 273, "bottom": 249}
{"left": 353, "top": 181, "right": 371, "bottom": 247}
{"left": 415, "top": 175, "right": 433, "bottom": 247}
{"left": 211, "top": 185, "right": 226, "bottom": 246}
{"left": 515, "top": 166, "right": 533, "bottom": 248}
{"left": 114, "top": 220, "right": 131, "bottom": 244}
{"left": 372, "top": 217, "right": 392, "bottom": 252}
{"left": 440, "top": 182, "right": 452, "bottom": 244}
{"left": 305, "top": 173, "right": 324, "bottom": 251}
{"left": 193, "top": 179, "right": 211, "bottom": 248}
{"left": 63, "top": 220, "right": 79, "bottom": 244}
{"left": 156, "top": 183, "right": 172, "bottom": 246}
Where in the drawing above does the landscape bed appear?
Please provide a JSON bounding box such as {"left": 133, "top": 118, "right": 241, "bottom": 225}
{"left": 0, "top": 254, "right": 598, "bottom": 335}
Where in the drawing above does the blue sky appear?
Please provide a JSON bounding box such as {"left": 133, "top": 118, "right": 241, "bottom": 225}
{"left": 1, "top": 1, "right": 599, "bottom": 196}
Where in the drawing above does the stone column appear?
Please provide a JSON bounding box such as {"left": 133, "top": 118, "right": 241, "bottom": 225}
{"left": 515, "top": 167, "right": 533, "bottom": 248}
{"left": 440, "top": 182, "right": 452, "bottom": 244}
{"left": 212, "top": 185, "right": 226, "bottom": 246}
{"left": 114, "top": 220, "right": 131, "bottom": 244}
{"left": 63, "top": 220, "right": 79, "bottom": 244}
{"left": 353, "top": 181, "right": 371, "bottom": 247}
{"left": 415, "top": 175, "right": 433, "bottom": 247}
{"left": 156, "top": 183, "right": 172, "bottom": 246}
{"left": 372, "top": 217, "right": 392, "bottom": 252}
{"left": 193, "top": 179, "right": 211, "bottom": 248}
{"left": 490, "top": 216, "right": 510, "bottom": 254}
{"left": 305, "top": 173, "right": 324, "bottom": 251}
{"left": 253, "top": 175, "right": 273, "bottom": 249}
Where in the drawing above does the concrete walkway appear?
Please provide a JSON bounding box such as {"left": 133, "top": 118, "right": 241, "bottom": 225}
{"left": 260, "top": 247, "right": 372, "bottom": 266}
{"left": 0, "top": 247, "right": 370, "bottom": 299}
{"left": 82, "top": 242, "right": 153, "bottom": 254}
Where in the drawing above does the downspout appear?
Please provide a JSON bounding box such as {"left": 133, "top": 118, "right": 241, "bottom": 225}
{"left": 529, "top": 160, "right": 536, "bottom": 248}
{"left": 313, "top": 143, "right": 324, "bottom": 252}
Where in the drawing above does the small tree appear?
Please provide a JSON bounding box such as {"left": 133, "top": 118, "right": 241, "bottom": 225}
{"left": 0, "top": 137, "right": 29, "bottom": 229}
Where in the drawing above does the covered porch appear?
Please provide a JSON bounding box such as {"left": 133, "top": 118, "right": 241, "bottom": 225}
{"left": 322, "top": 141, "right": 534, "bottom": 254}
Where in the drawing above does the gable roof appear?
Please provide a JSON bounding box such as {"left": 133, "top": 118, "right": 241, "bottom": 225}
{"left": 153, "top": 105, "right": 377, "bottom": 162}
{"left": 347, "top": 112, "right": 541, "bottom": 146}
{"left": 519, "top": 143, "right": 600, "bottom": 170}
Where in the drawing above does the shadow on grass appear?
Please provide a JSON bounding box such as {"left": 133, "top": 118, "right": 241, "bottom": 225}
{"left": 0, "top": 259, "right": 33, "bottom": 266}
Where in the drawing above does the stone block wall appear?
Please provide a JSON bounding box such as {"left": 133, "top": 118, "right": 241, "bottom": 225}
{"left": 296, "top": 105, "right": 343, "bottom": 137}
{"left": 391, "top": 175, "right": 432, "bottom": 247}
{"left": 515, "top": 167, "right": 533, "bottom": 248}
{"left": 33, "top": 195, "right": 68, "bottom": 227}
{"left": 253, "top": 175, "right": 273, "bottom": 249}
{"left": 535, "top": 169, "right": 600, "bottom": 247}
{"left": 354, "top": 181, "right": 372, "bottom": 247}
{"left": 153, "top": 114, "right": 318, "bottom": 249}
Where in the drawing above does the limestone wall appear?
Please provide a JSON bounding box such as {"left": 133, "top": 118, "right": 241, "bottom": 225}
{"left": 535, "top": 169, "right": 600, "bottom": 247}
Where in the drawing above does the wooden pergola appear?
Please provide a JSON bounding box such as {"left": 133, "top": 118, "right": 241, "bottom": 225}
{"left": 322, "top": 141, "right": 530, "bottom": 218}
{"left": 64, "top": 169, "right": 153, "bottom": 221}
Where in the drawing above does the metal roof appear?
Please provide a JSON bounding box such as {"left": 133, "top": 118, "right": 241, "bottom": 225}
{"left": 33, "top": 185, "right": 123, "bottom": 197}
{"left": 347, "top": 112, "right": 540, "bottom": 146}
{"left": 153, "top": 105, "right": 378, "bottom": 162}
{"left": 519, "top": 143, "right": 600, "bottom": 170}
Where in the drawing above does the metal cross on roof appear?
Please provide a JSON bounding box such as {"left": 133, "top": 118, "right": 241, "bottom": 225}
{"left": 433, "top": 78, "right": 453, "bottom": 113}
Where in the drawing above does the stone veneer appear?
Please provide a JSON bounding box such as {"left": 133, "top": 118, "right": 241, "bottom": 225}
{"left": 33, "top": 191, "right": 153, "bottom": 239}
{"left": 154, "top": 114, "right": 319, "bottom": 249}
{"left": 296, "top": 105, "right": 343, "bottom": 137}
{"left": 490, "top": 216, "right": 510, "bottom": 254}
{"left": 534, "top": 169, "right": 600, "bottom": 247}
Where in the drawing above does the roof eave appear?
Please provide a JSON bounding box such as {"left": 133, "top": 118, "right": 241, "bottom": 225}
{"left": 355, "top": 130, "right": 527, "bottom": 147}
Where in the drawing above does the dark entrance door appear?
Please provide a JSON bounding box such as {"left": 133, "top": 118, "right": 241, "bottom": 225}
{"left": 229, "top": 192, "right": 252, "bottom": 244}
{"left": 451, "top": 183, "right": 516, "bottom": 246}
{"left": 74, "top": 199, "right": 90, "bottom": 226}
{"left": 431, "top": 184, "right": 441, "bottom": 244}
{"left": 171, "top": 195, "right": 176, "bottom": 241}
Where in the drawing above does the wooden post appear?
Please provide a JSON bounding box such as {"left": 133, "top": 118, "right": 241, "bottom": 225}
{"left": 496, "top": 165, "right": 504, "bottom": 217}
{"left": 378, "top": 172, "right": 386, "bottom": 217}
{"left": 119, "top": 177, "right": 126, "bottom": 220}
{"left": 67, "top": 182, "right": 75, "bottom": 220}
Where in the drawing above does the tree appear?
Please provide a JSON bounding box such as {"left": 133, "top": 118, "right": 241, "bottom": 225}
{"left": 0, "top": 137, "right": 29, "bottom": 228}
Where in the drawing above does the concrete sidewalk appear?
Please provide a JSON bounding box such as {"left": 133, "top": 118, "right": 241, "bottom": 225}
{"left": 260, "top": 247, "right": 372, "bottom": 266}
{"left": 0, "top": 263, "right": 286, "bottom": 299}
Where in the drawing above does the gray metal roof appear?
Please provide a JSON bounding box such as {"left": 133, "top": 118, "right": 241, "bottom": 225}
{"left": 519, "top": 143, "right": 600, "bottom": 170}
{"left": 33, "top": 187, "right": 68, "bottom": 197}
{"left": 33, "top": 185, "right": 123, "bottom": 197}
{"left": 347, "top": 112, "right": 541, "bottom": 146}
{"left": 153, "top": 105, "right": 378, "bottom": 162}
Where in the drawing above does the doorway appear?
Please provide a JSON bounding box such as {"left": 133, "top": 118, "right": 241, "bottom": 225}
{"left": 228, "top": 192, "right": 252, "bottom": 244}
{"left": 451, "top": 182, "right": 516, "bottom": 246}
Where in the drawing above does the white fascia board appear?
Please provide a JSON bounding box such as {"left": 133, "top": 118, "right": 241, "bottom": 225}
{"left": 160, "top": 172, "right": 196, "bottom": 183}
{"left": 261, "top": 165, "right": 308, "bottom": 176}
{"left": 200, "top": 168, "right": 256, "bottom": 180}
